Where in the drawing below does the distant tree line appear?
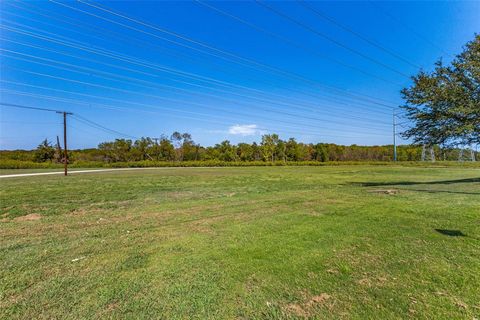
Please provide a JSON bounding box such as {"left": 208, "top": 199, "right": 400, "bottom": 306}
{"left": 2, "top": 132, "right": 476, "bottom": 164}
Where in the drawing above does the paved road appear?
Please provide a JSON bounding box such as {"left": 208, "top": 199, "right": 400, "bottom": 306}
{"left": 0, "top": 167, "right": 173, "bottom": 179}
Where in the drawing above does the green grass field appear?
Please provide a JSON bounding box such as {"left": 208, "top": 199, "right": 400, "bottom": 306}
{"left": 1, "top": 166, "right": 479, "bottom": 319}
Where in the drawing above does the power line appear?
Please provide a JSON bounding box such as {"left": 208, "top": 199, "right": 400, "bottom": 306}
{"left": 0, "top": 48, "right": 394, "bottom": 124}
{"left": 296, "top": 0, "right": 421, "bottom": 69}
{"left": 72, "top": 115, "right": 139, "bottom": 140}
{"left": 3, "top": 1, "right": 200, "bottom": 67}
{"left": 0, "top": 102, "right": 137, "bottom": 143}
{"left": 254, "top": 0, "right": 411, "bottom": 78}
{"left": 1, "top": 46, "right": 390, "bottom": 119}
{"left": 1, "top": 72, "right": 390, "bottom": 136}
{"left": 0, "top": 102, "right": 66, "bottom": 114}
{"left": 1, "top": 88, "right": 387, "bottom": 138}
{"left": 8, "top": 1, "right": 387, "bottom": 113}
{"left": 0, "top": 33, "right": 396, "bottom": 116}
{"left": 2, "top": 15, "right": 402, "bottom": 118}
{"left": 2, "top": 66, "right": 392, "bottom": 132}
{"left": 4, "top": 2, "right": 343, "bottom": 111}
{"left": 194, "top": 0, "right": 401, "bottom": 85}
{"left": 0, "top": 1, "right": 403, "bottom": 145}
{"left": 368, "top": 1, "right": 452, "bottom": 58}
{"left": 0, "top": 120, "right": 62, "bottom": 125}
{"left": 1, "top": 15, "right": 401, "bottom": 112}
{"left": 54, "top": 0, "right": 401, "bottom": 106}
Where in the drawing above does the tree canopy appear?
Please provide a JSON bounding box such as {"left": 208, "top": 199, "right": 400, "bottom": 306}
{"left": 401, "top": 34, "right": 479, "bottom": 146}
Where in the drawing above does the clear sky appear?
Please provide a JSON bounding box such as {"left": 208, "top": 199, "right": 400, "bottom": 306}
{"left": 0, "top": 0, "right": 479, "bottom": 149}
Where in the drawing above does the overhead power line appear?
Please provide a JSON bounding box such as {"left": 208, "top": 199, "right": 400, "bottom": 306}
{"left": 0, "top": 102, "right": 66, "bottom": 113}
{"left": 0, "top": 18, "right": 401, "bottom": 115}
{"left": 0, "top": 48, "right": 394, "bottom": 124}
{"left": 0, "top": 101, "right": 138, "bottom": 148}
{"left": 1, "top": 88, "right": 387, "bottom": 138}
{"left": 254, "top": 0, "right": 411, "bottom": 78}
{"left": 296, "top": 0, "right": 421, "bottom": 69}
{"left": 0, "top": 26, "right": 397, "bottom": 114}
{"left": 72, "top": 115, "right": 139, "bottom": 140}
{"left": 55, "top": 0, "right": 401, "bottom": 106}
{"left": 194, "top": 0, "right": 400, "bottom": 85}
{"left": 0, "top": 1, "right": 407, "bottom": 145}
{"left": 2, "top": 8, "right": 401, "bottom": 112}
{"left": 4, "top": 1, "right": 199, "bottom": 66}
{"left": 7, "top": 1, "right": 388, "bottom": 114}
{"left": 0, "top": 120, "right": 61, "bottom": 125}
{"left": 22, "top": 0, "right": 401, "bottom": 107}
{"left": 368, "top": 1, "right": 452, "bottom": 58}
{"left": 1, "top": 74, "right": 391, "bottom": 134}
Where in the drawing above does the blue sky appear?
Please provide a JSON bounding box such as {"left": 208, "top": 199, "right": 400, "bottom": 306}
{"left": 1, "top": 0, "right": 479, "bottom": 149}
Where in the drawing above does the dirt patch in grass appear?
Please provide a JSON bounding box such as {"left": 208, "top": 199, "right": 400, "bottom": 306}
{"left": 284, "top": 303, "right": 309, "bottom": 317}
{"left": 14, "top": 213, "right": 41, "bottom": 221}
{"left": 283, "top": 292, "right": 333, "bottom": 317}
{"left": 308, "top": 293, "right": 331, "bottom": 306}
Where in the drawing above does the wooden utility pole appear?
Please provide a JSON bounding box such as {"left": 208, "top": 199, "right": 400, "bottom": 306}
{"left": 393, "top": 108, "right": 397, "bottom": 161}
{"left": 57, "top": 111, "right": 73, "bottom": 176}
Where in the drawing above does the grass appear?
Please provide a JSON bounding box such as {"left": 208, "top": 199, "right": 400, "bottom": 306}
{"left": 1, "top": 166, "right": 479, "bottom": 319}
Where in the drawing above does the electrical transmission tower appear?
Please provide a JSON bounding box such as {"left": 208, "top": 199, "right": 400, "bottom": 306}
{"left": 458, "top": 146, "right": 476, "bottom": 162}
{"left": 421, "top": 144, "right": 435, "bottom": 162}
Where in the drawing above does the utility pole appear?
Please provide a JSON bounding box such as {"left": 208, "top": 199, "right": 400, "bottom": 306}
{"left": 57, "top": 111, "right": 73, "bottom": 176}
{"left": 0, "top": 103, "right": 75, "bottom": 175}
{"left": 393, "top": 108, "right": 397, "bottom": 161}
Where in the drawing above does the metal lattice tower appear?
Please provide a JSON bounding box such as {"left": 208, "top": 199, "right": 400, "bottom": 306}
{"left": 458, "top": 146, "right": 477, "bottom": 162}
{"left": 421, "top": 144, "right": 435, "bottom": 162}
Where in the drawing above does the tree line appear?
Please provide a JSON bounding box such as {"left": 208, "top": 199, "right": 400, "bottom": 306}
{"left": 3, "top": 133, "right": 476, "bottom": 164}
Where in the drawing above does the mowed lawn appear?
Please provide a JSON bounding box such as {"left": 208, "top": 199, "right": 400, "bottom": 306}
{"left": 1, "top": 166, "right": 479, "bottom": 319}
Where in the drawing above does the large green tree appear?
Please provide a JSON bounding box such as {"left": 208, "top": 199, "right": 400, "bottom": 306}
{"left": 401, "top": 34, "right": 479, "bottom": 146}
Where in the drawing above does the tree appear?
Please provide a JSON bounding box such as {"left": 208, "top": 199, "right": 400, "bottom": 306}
{"left": 261, "top": 134, "right": 279, "bottom": 162}
{"left": 216, "top": 140, "right": 237, "bottom": 161}
{"left": 170, "top": 132, "right": 197, "bottom": 161}
{"left": 181, "top": 133, "right": 199, "bottom": 161}
{"left": 237, "top": 143, "right": 253, "bottom": 161}
{"left": 401, "top": 35, "right": 480, "bottom": 147}
{"left": 98, "top": 139, "right": 133, "bottom": 162}
{"left": 449, "top": 34, "right": 480, "bottom": 145}
{"left": 133, "top": 137, "right": 153, "bottom": 161}
{"left": 33, "top": 139, "right": 55, "bottom": 162}
{"left": 251, "top": 142, "right": 262, "bottom": 161}
{"left": 157, "top": 136, "right": 176, "bottom": 161}
{"left": 275, "top": 139, "right": 287, "bottom": 162}
{"left": 285, "top": 138, "right": 298, "bottom": 161}
{"left": 313, "top": 143, "right": 329, "bottom": 162}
